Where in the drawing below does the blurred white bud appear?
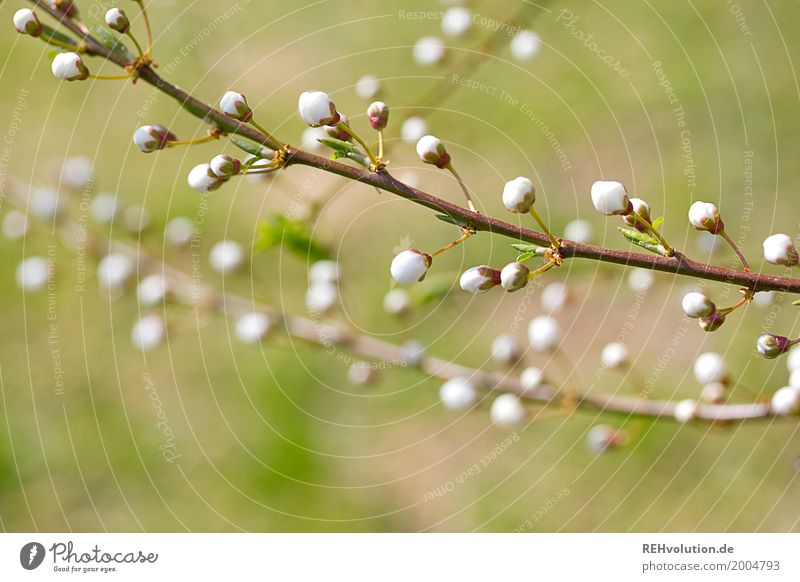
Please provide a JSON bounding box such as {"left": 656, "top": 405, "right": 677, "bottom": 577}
{"left": 520, "top": 367, "right": 545, "bottom": 392}
{"left": 137, "top": 274, "right": 167, "bottom": 306}
{"left": 309, "top": 260, "right": 339, "bottom": 285}
{"left": 13, "top": 8, "right": 43, "bottom": 36}
{"left": 490, "top": 393, "right": 526, "bottom": 427}
{"left": 235, "top": 312, "right": 271, "bottom": 344}
{"left": 500, "top": 262, "right": 529, "bottom": 292}
{"left": 348, "top": 362, "right": 376, "bottom": 385}
{"left": 61, "top": 156, "right": 93, "bottom": 190}
{"left": 383, "top": 288, "right": 412, "bottom": 316}
{"left": 300, "top": 127, "right": 329, "bottom": 153}
{"left": 401, "top": 116, "right": 429, "bottom": 143}
{"left": 756, "top": 333, "right": 792, "bottom": 359}
{"left": 439, "top": 377, "right": 477, "bottom": 410}
{"left": 298, "top": 91, "right": 339, "bottom": 127}
{"left": 219, "top": 91, "right": 253, "bottom": 122}
{"left": 510, "top": 30, "right": 541, "bottom": 62}
{"left": 133, "top": 125, "right": 174, "bottom": 153}
{"left": 442, "top": 7, "right": 472, "bottom": 38}
{"left": 600, "top": 342, "right": 628, "bottom": 369}
{"left": 402, "top": 340, "right": 425, "bottom": 366}
{"left": 305, "top": 281, "right": 338, "bottom": 314}
{"left": 459, "top": 265, "right": 500, "bottom": 293}
{"left": 165, "top": 217, "right": 194, "bottom": 247}
{"left": 501, "top": 176, "right": 535, "bottom": 213}
{"left": 2, "top": 210, "right": 29, "bottom": 240}
{"left": 540, "top": 281, "right": 568, "bottom": 312}
{"left": 209, "top": 240, "right": 244, "bottom": 274}
{"left": 622, "top": 198, "right": 651, "bottom": 232}
{"left": 688, "top": 201, "right": 724, "bottom": 234}
{"left": 355, "top": 74, "right": 381, "bottom": 100}
{"left": 627, "top": 268, "right": 654, "bottom": 295}
{"left": 790, "top": 369, "right": 800, "bottom": 391}
{"left": 762, "top": 233, "right": 799, "bottom": 266}
{"left": 586, "top": 424, "right": 620, "bottom": 454}
{"left": 105, "top": 7, "right": 130, "bottom": 33}
{"left": 681, "top": 291, "right": 715, "bottom": 318}
{"left": 416, "top": 135, "right": 451, "bottom": 168}
{"left": 771, "top": 386, "right": 800, "bottom": 416}
{"left": 412, "top": 36, "right": 446, "bottom": 66}
{"left": 187, "top": 163, "right": 225, "bottom": 193}
{"left": 788, "top": 346, "right": 800, "bottom": 372}
{"left": 700, "top": 382, "right": 725, "bottom": 404}
{"left": 89, "top": 193, "right": 118, "bottom": 224}
{"left": 390, "top": 249, "right": 432, "bottom": 285}
{"left": 123, "top": 205, "right": 150, "bottom": 233}
{"left": 51, "top": 52, "right": 89, "bottom": 81}
{"left": 564, "top": 219, "right": 593, "bottom": 243}
{"left": 30, "top": 187, "right": 61, "bottom": 220}
{"left": 590, "top": 180, "right": 631, "bottom": 216}
{"left": 528, "top": 316, "right": 560, "bottom": 351}
{"left": 16, "top": 256, "right": 49, "bottom": 291}
{"left": 752, "top": 290, "right": 776, "bottom": 307}
{"left": 97, "top": 253, "right": 133, "bottom": 294}
{"left": 693, "top": 352, "right": 727, "bottom": 385}
{"left": 491, "top": 334, "right": 522, "bottom": 366}
{"left": 131, "top": 314, "right": 164, "bottom": 351}
{"left": 673, "top": 399, "right": 698, "bottom": 423}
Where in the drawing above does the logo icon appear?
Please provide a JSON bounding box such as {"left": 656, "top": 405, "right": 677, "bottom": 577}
{"left": 20, "top": 542, "right": 45, "bottom": 570}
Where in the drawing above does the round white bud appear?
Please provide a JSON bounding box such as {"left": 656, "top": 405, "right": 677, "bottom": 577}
{"left": 501, "top": 176, "right": 535, "bottom": 213}
{"left": 13, "top": 8, "right": 43, "bottom": 36}
{"left": 491, "top": 334, "right": 522, "bottom": 366}
{"left": 209, "top": 154, "right": 241, "bottom": 178}
{"left": 442, "top": 7, "right": 472, "bottom": 38}
{"left": 528, "top": 316, "right": 561, "bottom": 351}
{"left": 622, "top": 198, "right": 651, "bottom": 231}
{"left": 627, "top": 267, "right": 654, "bottom": 295}
{"left": 771, "top": 386, "right": 799, "bottom": 416}
{"left": 787, "top": 345, "right": 800, "bottom": 372}
{"left": 459, "top": 265, "right": 500, "bottom": 293}
{"left": 402, "top": 340, "right": 426, "bottom": 367}
{"left": 540, "top": 281, "right": 568, "bottom": 312}
{"left": 564, "top": 219, "right": 593, "bottom": 243}
{"left": 500, "top": 262, "right": 529, "bottom": 292}
{"left": 30, "top": 187, "right": 61, "bottom": 220}
{"left": 165, "top": 217, "right": 194, "bottom": 247}
{"left": 390, "top": 249, "right": 432, "bottom": 285}
{"left": 383, "top": 288, "right": 412, "bottom": 315}
{"left": 510, "top": 30, "right": 541, "bottom": 62}
{"left": 133, "top": 125, "right": 173, "bottom": 153}
{"left": 209, "top": 240, "right": 244, "bottom": 274}
{"left": 131, "top": 315, "right": 164, "bottom": 351}
{"left": 490, "top": 393, "right": 526, "bottom": 427}
{"left": 51, "top": 52, "right": 89, "bottom": 81}
{"left": 700, "top": 382, "right": 726, "bottom": 404}
{"left": 97, "top": 253, "right": 133, "bottom": 293}
{"left": 688, "top": 201, "right": 724, "bottom": 234}
{"left": 673, "top": 399, "right": 698, "bottom": 423}
{"left": 187, "top": 163, "right": 224, "bottom": 193}
{"left": 348, "top": 362, "right": 376, "bottom": 385}
{"left": 520, "top": 367, "right": 545, "bottom": 392}
{"left": 137, "top": 274, "right": 167, "bottom": 306}
{"left": 235, "top": 312, "right": 271, "bottom": 344}
{"left": 439, "top": 377, "right": 477, "bottom": 410}
{"left": 367, "top": 101, "right": 390, "bottom": 130}
{"left": 104, "top": 7, "right": 130, "bottom": 33}
{"left": 762, "top": 233, "right": 799, "bottom": 266}
{"left": 355, "top": 74, "right": 381, "bottom": 100}
{"left": 412, "top": 36, "right": 446, "bottom": 66}
{"left": 693, "top": 352, "right": 727, "bottom": 385}
{"left": 416, "top": 135, "right": 450, "bottom": 168}
{"left": 61, "top": 156, "right": 93, "bottom": 190}
{"left": 2, "top": 210, "right": 29, "bottom": 240}
{"left": 309, "top": 260, "right": 339, "bottom": 284}
{"left": 219, "top": 91, "right": 252, "bottom": 122}
{"left": 681, "top": 291, "right": 715, "bottom": 318}
{"left": 305, "top": 281, "right": 338, "bottom": 314}
{"left": 298, "top": 91, "right": 339, "bottom": 127}
{"left": 600, "top": 342, "right": 629, "bottom": 369}
{"left": 16, "top": 256, "right": 49, "bottom": 291}
{"left": 89, "top": 193, "right": 118, "bottom": 224}
{"left": 586, "top": 424, "right": 619, "bottom": 454}
{"left": 401, "top": 116, "right": 429, "bottom": 143}
{"left": 590, "top": 180, "right": 631, "bottom": 216}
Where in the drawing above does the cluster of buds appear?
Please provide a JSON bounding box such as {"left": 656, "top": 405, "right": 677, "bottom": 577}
{"left": 681, "top": 291, "right": 724, "bottom": 331}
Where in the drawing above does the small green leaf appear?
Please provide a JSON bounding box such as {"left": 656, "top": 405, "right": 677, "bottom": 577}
{"left": 618, "top": 227, "right": 665, "bottom": 256}
{"left": 434, "top": 214, "right": 469, "bottom": 228}
{"left": 318, "top": 138, "right": 360, "bottom": 156}
{"left": 42, "top": 24, "right": 76, "bottom": 46}
{"left": 792, "top": 298, "right": 800, "bottom": 306}
{"left": 92, "top": 25, "right": 134, "bottom": 62}
{"left": 232, "top": 138, "right": 269, "bottom": 158}
{"left": 511, "top": 243, "right": 547, "bottom": 253}
{"left": 255, "top": 214, "right": 329, "bottom": 261}
{"left": 516, "top": 251, "right": 537, "bottom": 262}
{"left": 651, "top": 216, "right": 665, "bottom": 229}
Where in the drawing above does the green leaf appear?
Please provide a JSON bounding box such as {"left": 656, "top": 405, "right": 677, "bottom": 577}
{"left": 618, "top": 227, "right": 665, "bottom": 256}
{"left": 651, "top": 216, "right": 665, "bottom": 229}
{"left": 516, "top": 251, "right": 537, "bottom": 263}
{"left": 318, "top": 138, "right": 360, "bottom": 156}
{"left": 232, "top": 138, "right": 270, "bottom": 158}
{"left": 255, "top": 214, "right": 329, "bottom": 261}
{"left": 434, "top": 214, "right": 470, "bottom": 228}
{"left": 92, "top": 25, "right": 134, "bottom": 62}
{"left": 510, "top": 243, "right": 547, "bottom": 253}
{"left": 42, "top": 24, "right": 76, "bottom": 46}
{"left": 792, "top": 298, "right": 800, "bottom": 306}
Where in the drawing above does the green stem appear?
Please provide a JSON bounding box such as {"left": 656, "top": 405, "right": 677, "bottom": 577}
{"left": 632, "top": 210, "right": 673, "bottom": 256}
{"left": 250, "top": 119, "right": 280, "bottom": 150}
{"left": 445, "top": 163, "right": 477, "bottom": 213}
{"left": 126, "top": 31, "right": 145, "bottom": 59}
{"left": 529, "top": 207, "right": 559, "bottom": 248}
{"left": 430, "top": 231, "right": 471, "bottom": 257}
{"left": 336, "top": 121, "right": 378, "bottom": 167}
{"left": 720, "top": 229, "right": 751, "bottom": 272}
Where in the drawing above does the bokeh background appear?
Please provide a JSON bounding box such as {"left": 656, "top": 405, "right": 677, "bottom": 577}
{"left": 1, "top": 0, "right": 799, "bottom": 532}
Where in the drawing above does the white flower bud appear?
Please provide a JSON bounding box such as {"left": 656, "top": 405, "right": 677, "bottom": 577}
{"left": 208, "top": 154, "right": 241, "bottom": 178}
{"left": 355, "top": 74, "right": 381, "bottom": 100}
{"left": 365, "top": 101, "right": 389, "bottom": 131}
{"left": 442, "top": 7, "right": 472, "bottom": 38}
{"left": 564, "top": 219, "right": 593, "bottom": 243}
{"left": 209, "top": 240, "right": 244, "bottom": 274}
{"left": 51, "top": 52, "right": 89, "bottom": 81}
{"left": 528, "top": 316, "right": 561, "bottom": 351}
{"left": 627, "top": 267, "right": 654, "bottom": 295}
{"left": 439, "top": 377, "right": 477, "bottom": 410}
{"left": 459, "top": 265, "right": 500, "bottom": 293}
{"left": 219, "top": 91, "right": 253, "bottom": 122}
{"left": 187, "top": 163, "right": 225, "bottom": 193}
{"left": 693, "top": 352, "right": 727, "bottom": 385}
{"left": 2, "top": 210, "right": 29, "bottom": 240}
{"left": 401, "top": 116, "right": 429, "bottom": 143}
{"left": 762, "top": 233, "right": 799, "bottom": 266}
{"left": 540, "top": 281, "right": 568, "bottom": 312}
{"left": 520, "top": 367, "right": 545, "bottom": 392}
{"left": 756, "top": 333, "right": 792, "bottom": 359}
{"left": 671, "top": 399, "right": 696, "bottom": 423}
{"left": 97, "top": 253, "right": 133, "bottom": 293}
{"left": 30, "top": 187, "right": 61, "bottom": 220}
{"left": 131, "top": 314, "right": 164, "bottom": 351}
{"left": 771, "top": 386, "right": 800, "bottom": 416}
{"left": 600, "top": 342, "right": 629, "bottom": 369}
{"left": 788, "top": 345, "right": 800, "bottom": 372}
{"left": 790, "top": 369, "right": 800, "bottom": 391}
{"left": 491, "top": 334, "right": 522, "bottom": 365}
{"left": 298, "top": 91, "right": 339, "bottom": 127}
{"left": 300, "top": 127, "right": 328, "bottom": 153}
{"left": 137, "top": 274, "right": 167, "bottom": 306}
{"left": 133, "top": 125, "right": 173, "bottom": 153}
{"left": 412, "top": 36, "right": 446, "bottom": 66}
{"left": 586, "top": 424, "right": 620, "bottom": 454}
{"left": 688, "top": 201, "right": 724, "bottom": 234}
{"left": 165, "top": 217, "right": 194, "bottom": 247}
{"left": 416, "top": 135, "right": 451, "bottom": 168}
{"left": 383, "top": 288, "right": 412, "bottom": 315}
{"left": 61, "top": 155, "right": 93, "bottom": 190}
{"left": 590, "top": 180, "right": 632, "bottom": 216}
{"left": 752, "top": 291, "right": 777, "bottom": 307}
{"left": 501, "top": 176, "right": 535, "bottom": 213}
{"left": 14, "top": 8, "right": 43, "bottom": 36}
{"left": 235, "top": 312, "right": 271, "bottom": 344}
{"left": 309, "top": 260, "right": 339, "bottom": 285}
{"left": 305, "top": 281, "right": 338, "bottom": 314}
{"left": 681, "top": 291, "right": 715, "bottom": 318}
{"left": 104, "top": 7, "right": 129, "bottom": 33}
{"left": 348, "top": 362, "right": 376, "bottom": 385}
{"left": 123, "top": 205, "right": 150, "bottom": 234}
{"left": 390, "top": 249, "right": 432, "bottom": 285}
{"left": 490, "top": 393, "right": 526, "bottom": 427}
{"left": 510, "top": 30, "right": 541, "bottom": 62}
{"left": 16, "top": 256, "right": 49, "bottom": 291}
{"left": 89, "top": 193, "right": 118, "bottom": 224}
{"left": 622, "top": 198, "right": 651, "bottom": 231}
{"left": 500, "top": 261, "right": 529, "bottom": 292}
{"left": 700, "top": 382, "right": 726, "bottom": 404}
{"left": 402, "top": 340, "right": 425, "bottom": 367}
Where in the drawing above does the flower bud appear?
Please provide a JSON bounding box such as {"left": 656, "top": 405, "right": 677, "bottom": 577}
{"left": 133, "top": 125, "right": 175, "bottom": 153}
{"left": 401, "top": 116, "right": 428, "bottom": 143}
{"left": 165, "top": 217, "right": 194, "bottom": 247}
{"left": 673, "top": 399, "right": 698, "bottom": 423}
{"left": 2, "top": 210, "right": 29, "bottom": 240}
{"left": 104, "top": 7, "right": 129, "bottom": 33}
{"left": 541, "top": 281, "right": 568, "bottom": 312}
{"left": 681, "top": 291, "right": 715, "bottom": 318}
{"left": 762, "top": 233, "right": 799, "bottom": 266}
{"left": 383, "top": 288, "right": 412, "bottom": 316}
{"left": 699, "top": 311, "right": 725, "bottom": 332}
{"left": 490, "top": 393, "right": 526, "bottom": 427}
{"left": 187, "top": 163, "right": 225, "bottom": 193}
{"left": 439, "top": 377, "right": 477, "bottom": 410}
{"left": 622, "top": 197, "right": 651, "bottom": 232}
{"left": 459, "top": 265, "right": 500, "bottom": 293}
{"left": 586, "top": 424, "right": 621, "bottom": 454}
{"left": 500, "top": 261, "right": 529, "bottom": 292}
{"left": 390, "top": 248, "right": 432, "bottom": 285}
{"left": 97, "top": 253, "right": 133, "bottom": 294}
{"left": 209, "top": 154, "right": 242, "bottom": 178}
{"left": 348, "top": 362, "right": 376, "bottom": 385}
{"left": 298, "top": 91, "right": 340, "bottom": 127}
{"left": 50, "top": 1, "right": 78, "bottom": 17}
{"left": 416, "top": 135, "right": 451, "bottom": 168}
{"left": 501, "top": 176, "right": 535, "bottom": 213}
{"left": 16, "top": 256, "right": 49, "bottom": 291}
{"left": 137, "top": 274, "right": 167, "bottom": 306}
{"left": 325, "top": 114, "right": 351, "bottom": 141}
{"left": 309, "top": 260, "right": 339, "bottom": 284}
{"left": 209, "top": 240, "right": 244, "bottom": 274}
{"left": 510, "top": 30, "right": 541, "bottom": 63}
{"left": 600, "top": 342, "right": 628, "bottom": 369}
{"left": 693, "top": 352, "right": 727, "bottom": 385}
{"left": 528, "top": 316, "right": 561, "bottom": 351}
{"left": 491, "top": 334, "right": 522, "bottom": 366}
{"left": 367, "top": 101, "right": 389, "bottom": 130}
{"left": 51, "top": 52, "right": 89, "bottom": 81}
{"left": 688, "top": 201, "right": 724, "bottom": 234}
{"left": 89, "top": 193, "right": 117, "bottom": 224}
{"left": 13, "top": 8, "right": 42, "bottom": 36}
{"left": 520, "top": 367, "right": 545, "bottom": 392}
{"left": 131, "top": 314, "right": 164, "bottom": 351}
{"left": 219, "top": 91, "right": 253, "bottom": 122}
{"left": 235, "top": 312, "right": 271, "bottom": 344}
{"left": 771, "top": 386, "right": 800, "bottom": 416}
{"left": 305, "top": 281, "right": 338, "bottom": 314}
{"left": 756, "top": 333, "right": 793, "bottom": 359}
{"left": 590, "top": 180, "right": 632, "bottom": 216}
{"left": 402, "top": 340, "right": 425, "bottom": 367}
{"left": 564, "top": 219, "right": 593, "bottom": 243}
{"left": 355, "top": 74, "right": 381, "bottom": 100}
{"left": 442, "top": 7, "right": 472, "bottom": 38}
{"left": 700, "top": 382, "right": 726, "bottom": 404}
{"left": 412, "top": 36, "right": 446, "bottom": 66}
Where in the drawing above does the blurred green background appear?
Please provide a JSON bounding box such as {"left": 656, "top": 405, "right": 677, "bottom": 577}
{"left": 1, "top": 0, "right": 799, "bottom": 532}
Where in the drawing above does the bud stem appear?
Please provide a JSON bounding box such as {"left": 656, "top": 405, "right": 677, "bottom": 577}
{"left": 527, "top": 258, "right": 558, "bottom": 278}
{"left": 720, "top": 229, "right": 751, "bottom": 271}
{"left": 335, "top": 122, "right": 379, "bottom": 167}
{"left": 430, "top": 230, "right": 472, "bottom": 257}
{"left": 241, "top": 159, "right": 282, "bottom": 175}
{"left": 88, "top": 73, "right": 133, "bottom": 80}
{"left": 249, "top": 119, "right": 281, "bottom": 150}
{"left": 40, "top": 35, "right": 79, "bottom": 52}
{"left": 529, "top": 208, "right": 559, "bottom": 248}
{"left": 377, "top": 130, "right": 385, "bottom": 161}
{"left": 718, "top": 292, "right": 752, "bottom": 316}
{"left": 631, "top": 210, "right": 673, "bottom": 256}
{"left": 445, "top": 163, "right": 477, "bottom": 213}
{"left": 126, "top": 31, "right": 145, "bottom": 59}
{"left": 166, "top": 133, "right": 219, "bottom": 147}
{"left": 134, "top": 0, "right": 154, "bottom": 57}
